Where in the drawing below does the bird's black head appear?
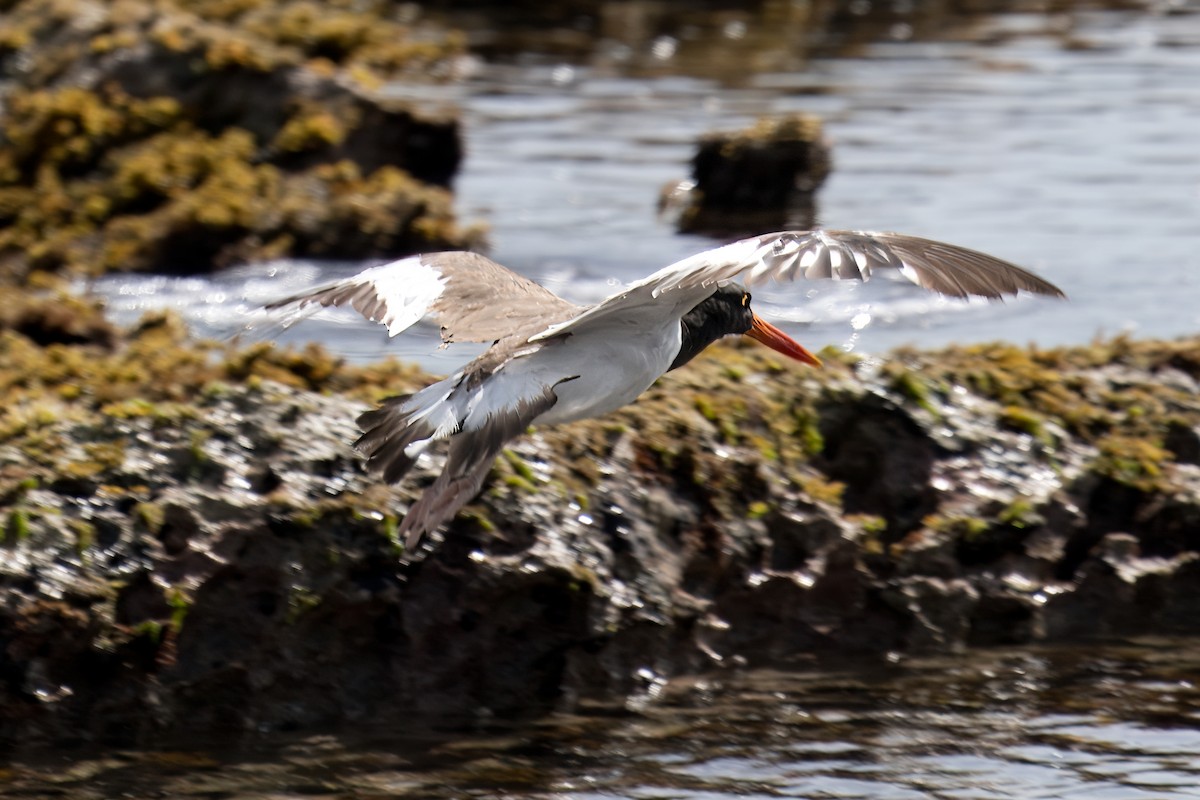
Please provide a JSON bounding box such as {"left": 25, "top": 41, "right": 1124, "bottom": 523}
{"left": 668, "top": 283, "right": 821, "bottom": 371}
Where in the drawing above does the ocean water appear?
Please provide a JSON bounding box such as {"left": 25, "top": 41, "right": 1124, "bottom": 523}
{"left": 82, "top": 4, "right": 1200, "bottom": 373}
{"left": 6, "top": 640, "right": 1200, "bottom": 799}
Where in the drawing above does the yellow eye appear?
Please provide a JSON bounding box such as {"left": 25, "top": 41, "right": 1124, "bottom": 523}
{"left": 741, "top": 293, "right": 751, "bottom": 308}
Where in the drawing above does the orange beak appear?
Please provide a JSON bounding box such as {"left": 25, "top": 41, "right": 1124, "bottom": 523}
{"left": 746, "top": 314, "right": 822, "bottom": 367}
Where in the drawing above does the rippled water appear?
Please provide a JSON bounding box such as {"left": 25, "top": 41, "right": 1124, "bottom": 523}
{"left": 86, "top": 4, "right": 1200, "bottom": 371}
{"left": 6, "top": 640, "right": 1200, "bottom": 799}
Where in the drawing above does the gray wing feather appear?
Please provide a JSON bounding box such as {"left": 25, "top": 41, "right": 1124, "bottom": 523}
{"left": 717, "top": 230, "right": 1064, "bottom": 297}
{"left": 264, "top": 251, "right": 583, "bottom": 344}
{"left": 425, "top": 253, "right": 582, "bottom": 343}
{"left": 532, "top": 229, "right": 1064, "bottom": 342}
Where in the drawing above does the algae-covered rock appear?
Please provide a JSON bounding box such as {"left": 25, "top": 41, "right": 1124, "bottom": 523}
{"left": 0, "top": 288, "right": 117, "bottom": 348}
{"left": 662, "top": 114, "right": 832, "bottom": 235}
{"left": 0, "top": 0, "right": 481, "bottom": 283}
{"left": 2, "top": 313, "right": 1200, "bottom": 746}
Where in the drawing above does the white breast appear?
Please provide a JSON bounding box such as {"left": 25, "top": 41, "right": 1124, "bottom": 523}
{"left": 464, "top": 316, "right": 683, "bottom": 431}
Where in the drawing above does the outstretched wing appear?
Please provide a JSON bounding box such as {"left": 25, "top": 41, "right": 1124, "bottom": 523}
{"left": 532, "top": 230, "right": 1064, "bottom": 342}
{"left": 264, "top": 251, "right": 583, "bottom": 344}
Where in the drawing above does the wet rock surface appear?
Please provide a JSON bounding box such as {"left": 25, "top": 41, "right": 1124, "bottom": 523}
{"left": 3, "top": 318, "right": 1200, "bottom": 749}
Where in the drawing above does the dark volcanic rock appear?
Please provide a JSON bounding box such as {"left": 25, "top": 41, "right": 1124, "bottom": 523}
{"left": 817, "top": 393, "right": 938, "bottom": 535}
{"left": 3, "top": 330, "right": 1200, "bottom": 748}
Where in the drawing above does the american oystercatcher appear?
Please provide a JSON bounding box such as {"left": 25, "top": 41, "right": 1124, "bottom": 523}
{"left": 266, "top": 230, "right": 1064, "bottom": 547}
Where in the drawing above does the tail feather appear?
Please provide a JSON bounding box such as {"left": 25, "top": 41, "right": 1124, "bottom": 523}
{"left": 355, "top": 379, "right": 459, "bottom": 485}
{"left": 355, "top": 366, "right": 567, "bottom": 550}
{"left": 395, "top": 381, "right": 564, "bottom": 549}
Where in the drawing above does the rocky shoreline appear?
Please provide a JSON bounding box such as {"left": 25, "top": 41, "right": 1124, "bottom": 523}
{"left": 2, "top": 308, "right": 1199, "bottom": 749}
{"left": 4, "top": 0, "right": 1199, "bottom": 757}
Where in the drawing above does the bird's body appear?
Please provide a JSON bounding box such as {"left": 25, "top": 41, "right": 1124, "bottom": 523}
{"left": 529, "top": 316, "right": 683, "bottom": 425}
{"left": 264, "top": 230, "right": 1065, "bottom": 548}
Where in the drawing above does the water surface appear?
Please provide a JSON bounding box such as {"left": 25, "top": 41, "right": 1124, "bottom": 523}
{"left": 6, "top": 640, "right": 1200, "bottom": 798}
{"left": 86, "top": 4, "right": 1200, "bottom": 371}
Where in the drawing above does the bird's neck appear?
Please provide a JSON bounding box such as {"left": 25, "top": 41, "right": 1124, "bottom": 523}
{"left": 669, "top": 316, "right": 719, "bottom": 371}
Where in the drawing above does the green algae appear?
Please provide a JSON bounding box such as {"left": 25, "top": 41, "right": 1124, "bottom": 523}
{"left": 4, "top": 508, "right": 31, "bottom": 546}
{"left": 0, "top": 87, "right": 183, "bottom": 183}
{"left": 132, "top": 502, "right": 166, "bottom": 536}
{"left": 0, "top": 300, "right": 421, "bottom": 413}
{"left": 997, "top": 498, "right": 1039, "bottom": 530}
{"left": 167, "top": 587, "right": 191, "bottom": 632}
{"left": 795, "top": 473, "right": 845, "bottom": 506}
{"left": 849, "top": 513, "right": 887, "bottom": 535}
{"left": 382, "top": 514, "right": 402, "bottom": 555}
{"left": 887, "top": 366, "right": 939, "bottom": 414}
{"left": 1093, "top": 435, "right": 1171, "bottom": 492}
{"left": 926, "top": 513, "right": 990, "bottom": 540}
{"left": 286, "top": 586, "right": 323, "bottom": 624}
{"left": 501, "top": 450, "right": 540, "bottom": 493}
{"left": 458, "top": 508, "right": 497, "bottom": 533}
{"left": 0, "top": 476, "right": 38, "bottom": 508}
{"left": 4, "top": 0, "right": 466, "bottom": 94}
{"left": 68, "top": 519, "right": 97, "bottom": 555}
{"left": 133, "top": 619, "right": 166, "bottom": 645}
{"left": 887, "top": 338, "right": 1200, "bottom": 449}
{"left": 790, "top": 407, "right": 825, "bottom": 457}
{"left": 999, "top": 405, "right": 1048, "bottom": 441}
{"left": 272, "top": 106, "right": 349, "bottom": 154}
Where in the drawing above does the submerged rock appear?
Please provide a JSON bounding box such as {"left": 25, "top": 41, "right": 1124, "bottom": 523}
{"left": 2, "top": 317, "right": 1200, "bottom": 748}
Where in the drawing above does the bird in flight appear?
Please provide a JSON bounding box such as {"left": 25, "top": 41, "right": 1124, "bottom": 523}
{"left": 265, "top": 230, "right": 1064, "bottom": 548}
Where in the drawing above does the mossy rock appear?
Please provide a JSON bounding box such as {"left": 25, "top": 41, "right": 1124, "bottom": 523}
{"left": 4, "top": 301, "right": 1200, "bottom": 746}
{"left": 0, "top": 0, "right": 480, "bottom": 284}
{"left": 667, "top": 113, "right": 832, "bottom": 235}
